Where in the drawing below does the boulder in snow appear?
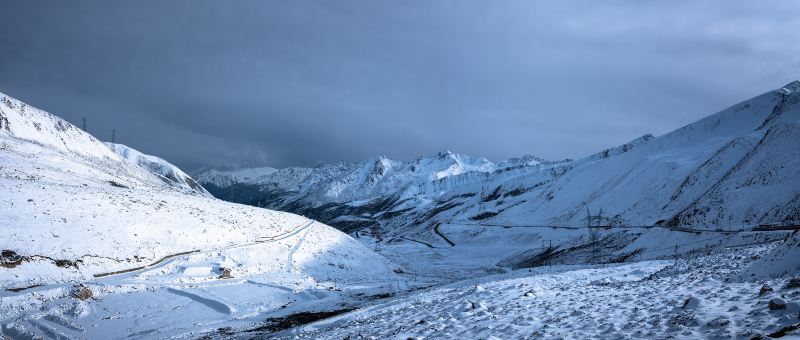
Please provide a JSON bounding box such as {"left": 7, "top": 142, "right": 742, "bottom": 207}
{"left": 769, "top": 298, "right": 787, "bottom": 310}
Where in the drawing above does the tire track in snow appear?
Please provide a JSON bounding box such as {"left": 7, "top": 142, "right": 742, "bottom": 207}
{"left": 284, "top": 222, "right": 313, "bottom": 273}
{"left": 166, "top": 288, "right": 233, "bottom": 314}
{"left": 92, "top": 219, "right": 316, "bottom": 279}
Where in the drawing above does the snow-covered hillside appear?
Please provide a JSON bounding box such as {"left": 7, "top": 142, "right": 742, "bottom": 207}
{"left": 0, "top": 91, "right": 400, "bottom": 338}
{"left": 280, "top": 241, "right": 800, "bottom": 339}
{"left": 2, "top": 82, "right": 798, "bottom": 338}
{"left": 0, "top": 93, "right": 209, "bottom": 197}
{"left": 194, "top": 166, "right": 280, "bottom": 188}
{"left": 195, "top": 151, "right": 500, "bottom": 202}
{"left": 197, "top": 81, "right": 800, "bottom": 239}
{"left": 106, "top": 142, "right": 209, "bottom": 195}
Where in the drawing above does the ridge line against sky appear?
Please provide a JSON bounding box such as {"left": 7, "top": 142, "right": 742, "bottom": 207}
{"left": 1, "top": 1, "right": 798, "bottom": 170}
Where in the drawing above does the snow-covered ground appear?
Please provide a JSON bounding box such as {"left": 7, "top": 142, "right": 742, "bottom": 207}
{"left": 105, "top": 142, "right": 210, "bottom": 196}
{"left": 273, "top": 237, "right": 800, "bottom": 339}
{"left": 0, "top": 91, "right": 403, "bottom": 338}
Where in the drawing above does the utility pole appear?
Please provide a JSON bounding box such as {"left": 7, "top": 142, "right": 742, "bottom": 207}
{"left": 587, "top": 206, "right": 594, "bottom": 263}
{"left": 674, "top": 244, "right": 679, "bottom": 266}
{"left": 599, "top": 206, "right": 603, "bottom": 226}
{"left": 111, "top": 129, "right": 116, "bottom": 143}
{"left": 81, "top": 117, "right": 87, "bottom": 131}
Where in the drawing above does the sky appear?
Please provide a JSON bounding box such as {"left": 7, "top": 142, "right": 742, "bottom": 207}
{"left": 1, "top": 1, "right": 799, "bottom": 170}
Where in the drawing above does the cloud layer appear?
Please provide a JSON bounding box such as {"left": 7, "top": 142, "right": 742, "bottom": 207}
{"left": 1, "top": 1, "right": 798, "bottom": 169}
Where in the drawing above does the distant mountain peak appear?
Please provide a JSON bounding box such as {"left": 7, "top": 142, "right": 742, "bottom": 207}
{"left": 780, "top": 80, "right": 800, "bottom": 94}
{"left": 435, "top": 150, "right": 455, "bottom": 159}
{"left": 195, "top": 80, "right": 800, "bottom": 229}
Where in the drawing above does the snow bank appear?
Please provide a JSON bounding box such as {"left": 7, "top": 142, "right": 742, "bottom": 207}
{"left": 741, "top": 232, "right": 800, "bottom": 278}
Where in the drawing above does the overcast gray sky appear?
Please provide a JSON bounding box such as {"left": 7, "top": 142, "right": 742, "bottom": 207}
{"left": 1, "top": 1, "right": 798, "bottom": 170}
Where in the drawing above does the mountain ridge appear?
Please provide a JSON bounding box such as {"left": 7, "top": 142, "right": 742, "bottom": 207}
{"left": 196, "top": 81, "right": 800, "bottom": 238}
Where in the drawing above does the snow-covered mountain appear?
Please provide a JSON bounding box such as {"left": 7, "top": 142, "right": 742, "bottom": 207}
{"left": 106, "top": 142, "right": 209, "bottom": 196}
{"left": 2, "top": 82, "right": 798, "bottom": 339}
{"left": 194, "top": 151, "right": 499, "bottom": 201}
{"left": 0, "top": 89, "right": 397, "bottom": 282}
{"left": 0, "top": 94, "right": 209, "bottom": 197}
{"left": 0, "top": 91, "right": 399, "bottom": 338}
{"left": 196, "top": 81, "right": 800, "bottom": 238}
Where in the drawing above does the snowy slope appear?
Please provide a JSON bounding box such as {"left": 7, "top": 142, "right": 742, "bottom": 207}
{"left": 197, "top": 81, "right": 800, "bottom": 238}
{"left": 280, "top": 243, "right": 800, "bottom": 339}
{"left": 0, "top": 92, "right": 207, "bottom": 197}
{"left": 0, "top": 91, "right": 400, "bottom": 338}
{"left": 106, "top": 142, "right": 210, "bottom": 196}
{"left": 193, "top": 166, "right": 280, "bottom": 188}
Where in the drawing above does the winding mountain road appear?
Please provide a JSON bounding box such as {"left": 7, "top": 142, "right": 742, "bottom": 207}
{"left": 93, "top": 219, "right": 316, "bottom": 279}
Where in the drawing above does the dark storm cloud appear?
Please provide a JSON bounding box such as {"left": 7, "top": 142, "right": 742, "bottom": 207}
{"left": 1, "top": 1, "right": 799, "bottom": 170}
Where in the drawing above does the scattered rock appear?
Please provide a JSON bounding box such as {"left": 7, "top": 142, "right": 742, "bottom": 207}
{"left": 1, "top": 250, "right": 24, "bottom": 268}
{"left": 108, "top": 180, "right": 128, "bottom": 188}
{"left": 769, "top": 298, "right": 787, "bottom": 310}
{"left": 682, "top": 297, "right": 700, "bottom": 309}
{"left": 218, "top": 267, "right": 232, "bottom": 279}
{"left": 668, "top": 311, "right": 699, "bottom": 328}
{"left": 72, "top": 285, "right": 93, "bottom": 301}
{"left": 706, "top": 316, "right": 730, "bottom": 328}
{"left": 768, "top": 323, "right": 800, "bottom": 338}
{"left": 55, "top": 259, "right": 75, "bottom": 268}
{"left": 760, "top": 284, "right": 774, "bottom": 296}
{"left": 784, "top": 277, "right": 800, "bottom": 290}
{"left": 255, "top": 308, "right": 356, "bottom": 332}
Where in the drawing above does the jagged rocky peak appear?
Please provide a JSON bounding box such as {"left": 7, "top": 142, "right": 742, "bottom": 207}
{"left": 313, "top": 160, "right": 353, "bottom": 169}
{"left": 757, "top": 80, "right": 800, "bottom": 131}
{"left": 497, "top": 154, "right": 549, "bottom": 168}
{"left": 419, "top": 150, "right": 493, "bottom": 167}
{"left": 435, "top": 150, "right": 455, "bottom": 160}
{"left": 409, "top": 150, "right": 496, "bottom": 180}
{"left": 364, "top": 155, "right": 398, "bottom": 183}
{"left": 779, "top": 80, "right": 800, "bottom": 94}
